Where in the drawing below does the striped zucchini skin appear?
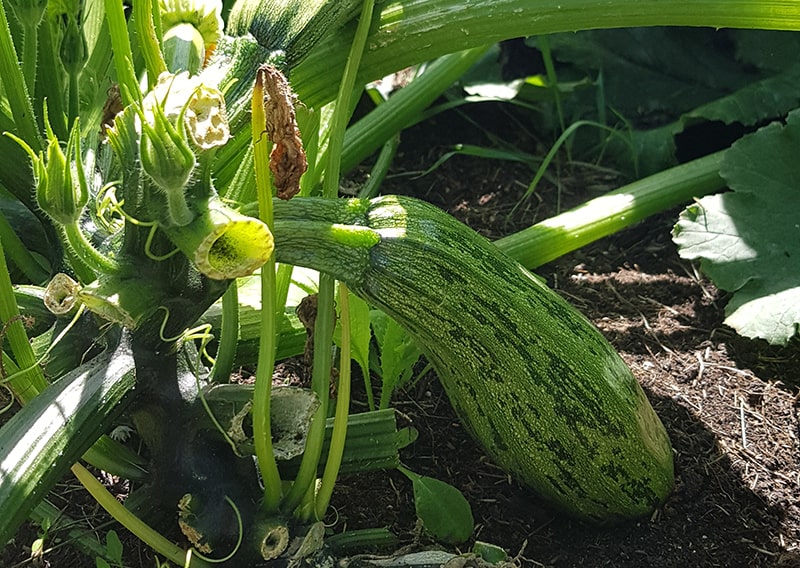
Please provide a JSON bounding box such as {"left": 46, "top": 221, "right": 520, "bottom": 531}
{"left": 274, "top": 195, "right": 674, "bottom": 522}
{"left": 0, "top": 333, "right": 136, "bottom": 544}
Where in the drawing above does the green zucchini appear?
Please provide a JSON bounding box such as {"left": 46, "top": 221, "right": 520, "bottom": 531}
{"left": 272, "top": 195, "right": 674, "bottom": 522}
{"left": 0, "top": 332, "right": 136, "bottom": 544}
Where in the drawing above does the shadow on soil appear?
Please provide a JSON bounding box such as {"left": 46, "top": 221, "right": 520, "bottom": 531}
{"left": 332, "top": 371, "right": 800, "bottom": 568}
{"left": 515, "top": 390, "right": 799, "bottom": 567}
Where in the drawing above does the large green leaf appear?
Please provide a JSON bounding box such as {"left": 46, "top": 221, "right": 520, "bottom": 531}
{"left": 537, "top": 29, "right": 800, "bottom": 176}
{"left": 673, "top": 110, "right": 800, "bottom": 344}
{"left": 547, "top": 28, "right": 757, "bottom": 123}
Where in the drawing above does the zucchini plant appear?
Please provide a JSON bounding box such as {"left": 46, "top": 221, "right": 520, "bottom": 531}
{"left": 1, "top": 0, "right": 799, "bottom": 565}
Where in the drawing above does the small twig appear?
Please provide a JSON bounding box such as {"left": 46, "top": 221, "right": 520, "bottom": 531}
{"left": 694, "top": 350, "right": 706, "bottom": 384}
{"left": 739, "top": 396, "right": 748, "bottom": 449}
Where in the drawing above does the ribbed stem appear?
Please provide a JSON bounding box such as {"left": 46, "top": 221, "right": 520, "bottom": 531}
{"left": 342, "top": 45, "right": 489, "bottom": 175}
{"left": 251, "top": 66, "right": 283, "bottom": 513}
{"left": 133, "top": 0, "right": 167, "bottom": 87}
{"left": 0, "top": 1, "right": 40, "bottom": 152}
{"left": 210, "top": 280, "right": 239, "bottom": 383}
{"left": 104, "top": 0, "right": 139, "bottom": 105}
{"left": 20, "top": 21, "right": 38, "bottom": 96}
{"left": 0, "top": 236, "right": 48, "bottom": 403}
{"left": 293, "top": 0, "right": 800, "bottom": 108}
{"left": 314, "top": 283, "right": 352, "bottom": 520}
{"left": 495, "top": 151, "right": 726, "bottom": 268}
{"left": 283, "top": 0, "right": 377, "bottom": 515}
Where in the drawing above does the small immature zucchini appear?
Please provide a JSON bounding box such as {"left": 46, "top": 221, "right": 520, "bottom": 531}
{"left": 273, "top": 195, "right": 674, "bottom": 522}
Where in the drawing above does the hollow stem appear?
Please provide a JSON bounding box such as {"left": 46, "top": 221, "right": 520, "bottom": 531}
{"left": 72, "top": 464, "right": 212, "bottom": 568}
{"left": 496, "top": 151, "right": 727, "bottom": 268}
{"left": 294, "top": 0, "right": 800, "bottom": 109}
{"left": 314, "top": 283, "right": 352, "bottom": 520}
{"left": 251, "top": 67, "right": 283, "bottom": 513}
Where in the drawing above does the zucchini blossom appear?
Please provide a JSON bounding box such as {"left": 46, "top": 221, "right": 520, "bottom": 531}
{"left": 159, "top": 0, "right": 223, "bottom": 73}
{"left": 11, "top": 106, "right": 88, "bottom": 226}
{"left": 138, "top": 72, "right": 230, "bottom": 226}
{"left": 139, "top": 73, "right": 197, "bottom": 226}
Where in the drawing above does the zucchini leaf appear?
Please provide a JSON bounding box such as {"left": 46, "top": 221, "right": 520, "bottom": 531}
{"left": 334, "top": 291, "right": 372, "bottom": 384}
{"left": 673, "top": 109, "right": 800, "bottom": 345}
{"left": 398, "top": 466, "right": 474, "bottom": 544}
{"left": 371, "top": 309, "right": 421, "bottom": 409}
{"left": 546, "top": 28, "right": 758, "bottom": 121}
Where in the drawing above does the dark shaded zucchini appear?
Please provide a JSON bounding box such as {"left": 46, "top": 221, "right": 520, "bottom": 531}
{"left": 272, "top": 195, "right": 674, "bottom": 522}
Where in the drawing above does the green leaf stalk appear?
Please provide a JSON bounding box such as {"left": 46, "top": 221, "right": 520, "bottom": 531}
{"left": 251, "top": 63, "right": 284, "bottom": 514}
{"left": 280, "top": 0, "right": 376, "bottom": 516}
{"left": 496, "top": 151, "right": 727, "bottom": 269}
{"left": 291, "top": 0, "right": 800, "bottom": 109}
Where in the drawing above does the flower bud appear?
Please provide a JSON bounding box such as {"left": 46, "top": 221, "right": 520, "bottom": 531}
{"left": 140, "top": 102, "right": 196, "bottom": 225}
{"left": 6, "top": 0, "right": 47, "bottom": 29}
{"left": 136, "top": 72, "right": 230, "bottom": 226}
{"left": 33, "top": 108, "right": 88, "bottom": 225}
{"left": 59, "top": 13, "right": 87, "bottom": 76}
{"left": 139, "top": 75, "right": 197, "bottom": 226}
{"left": 162, "top": 22, "right": 206, "bottom": 75}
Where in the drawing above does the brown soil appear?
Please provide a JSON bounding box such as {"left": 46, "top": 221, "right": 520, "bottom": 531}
{"left": 3, "top": 102, "right": 799, "bottom": 567}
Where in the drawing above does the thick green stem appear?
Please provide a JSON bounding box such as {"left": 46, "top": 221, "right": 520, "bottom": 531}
{"left": 62, "top": 222, "right": 119, "bottom": 277}
{"left": 210, "top": 280, "right": 239, "bottom": 383}
{"left": 251, "top": 67, "right": 283, "bottom": 512}
{"left": 0, "top": 1, "right": 40, "bottom": 152}
{"left": 0, "top": 237, "right": 48, "bottom": 403}
{"left": 283, "top": 0, "right": 377, "bottom": 516}
{"left": 343, "top": 46, "right": 490, "bottom": 175}
{"left": 104, "top": 0, "right": 139, "bottom": 105}
{"left": 314, "top": 283, "right": 352, "bottom": 520}
{"left": 357, "top": 133, "right": 400, "bottom": 199}
{"left": 322, "top": 0, "right": 375, "bottom": 198}
{"left": 67, "top": 70, "right": 80, "bottom": 125}
{"left": 292, "top": 0, "right": 800, "bottom": 109}
{"left": 133, "top": 0, "right": 167, "bottom": 87}
{"left": 20, "top": 22, "right": 38, "bottom": 96}
{"left": 281, "top": 275, "right": 335, "bottom": 512}
{"left": 495, "top": 151, "right": 727, "bottom": 268}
